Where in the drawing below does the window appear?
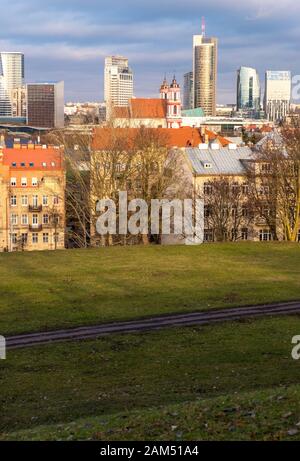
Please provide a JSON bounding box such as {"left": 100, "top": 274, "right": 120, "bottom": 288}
{"left": 261, "top": 163, "right": 271, "bottom": 173}
{"left": 53, "top": 195, "right": 59, "bottom": 205}
{"left": 21, "top": 214, "right": 28, "bottom": 225}
{"left": 51, "top": 162, "right": 56, "bottom": 167}
{"left": 204, "top": 183, "right": 213, "bottom": 195}
{"left": 259, "top": 229, "right": 272, "bottom": 242}
{"left": 21, "top": 162, "right": 26, "bottom": 167}
{"left": 32, "top": 214, "right": 38, "bottom": 225}
{"left": 42, "top": 162, "right": 47, "bottom": 167}
{"left": 242, "top": 183, "right": 249, "bottom": 195}
{"left": 231, "top": 229, "right": 238, "bottom": 241}
{"left": 42, "top": 195, "right": 48, "bottom": 206}
{"left": 32, "top": 195, "right": 38, "bottom": 207}
{"left": 21, "top": 177, "right": 27, "bottom": 187}
{"left": 32, "top": 178, "right": 38, "bottom": 186}
{"left": 11, "top": 178, "right": 17, "bottom": 187}
{"left": 43, "top": 214, "right": 49, "bottom": 225}
{"left": 21, "top": 195, "right": 28, "bottom": 206}
{"left": 29, "top": 162, "right": 34, "bottom": 167}
{"left": 11, "top": 162, "right": 17, "bottom": 167}
{"left": 21, "top": 233, "right": 28, "bottom": 245}
{"left": 11, "top": 234, "right": 18, "bottom": 245}
{"left": 242, "top": 207, "right": 249, "bottom": 218}
{"left": 241, "top": 228, "right": 248, "bottom": 241}
{"left": 204, "top": 229, "right": 214, "bottom": 242}
{"left": 43, "top": 233, "right": 49, "bottom": 243}
{"left": 32, "top": 233, "right": 38, "bottom": 244}
{"left": 10, "top": 196, "right": 17, "bottom": 207}
{"left": 11, "top": 214, "right": 18, "bottom": 225}
{"left": 204, "top": 206, "right": 211, "bottom": 218}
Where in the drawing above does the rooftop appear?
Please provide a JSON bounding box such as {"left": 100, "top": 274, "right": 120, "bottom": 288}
{"left": 185, "top": 146, "right": 253, "bottom": 175}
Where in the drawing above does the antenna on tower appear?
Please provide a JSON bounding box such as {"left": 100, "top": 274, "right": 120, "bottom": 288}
{"left": 202, "top": 16, "right": 206, "bottom": 36}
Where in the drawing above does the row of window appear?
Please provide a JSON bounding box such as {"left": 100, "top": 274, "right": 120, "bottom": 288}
{"left": 203, "top": 183, "right": 269, "bottom": 196}
{"left": 11, "top": 177, "right": 39, "bottom": 187}
{"left": 203, "top": 229, "right": 276, "bottom": 242}
{"left": 10, "top": 214, "right": 55, "bottom": 226}
{"left": 10, "top": 195, "right": 59, "bottom": 206}
{"left": 11, "top": 233, "right": 59, "bottom": 245}
{"left": 204, "top": 228, "right": 250, "bottom": 242}
{"left": 11, "top": 161, "right": 56, "bottom": 168}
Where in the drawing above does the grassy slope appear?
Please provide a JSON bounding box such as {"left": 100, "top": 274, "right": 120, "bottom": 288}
{"left": 1, "top": 316, "right": 300, "bottom": 440}
{"left": 4, "top": 385, "right": 300, "bottom": 441}
{"left": 1, "top": 242, "right": 300, "bottom": 335}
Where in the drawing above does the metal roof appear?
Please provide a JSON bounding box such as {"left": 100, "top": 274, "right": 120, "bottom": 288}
{"left": 185, "top": 146, "right": 254, "bottom": 175}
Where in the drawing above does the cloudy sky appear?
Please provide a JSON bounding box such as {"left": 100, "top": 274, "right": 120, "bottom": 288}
{"left": 1, "top": 0, "right": 299, "bottom": 103}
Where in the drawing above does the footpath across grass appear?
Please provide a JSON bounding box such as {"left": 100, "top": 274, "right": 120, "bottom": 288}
{"left": 1, "top": 316, "right": 300, "bottom": 440}
{"left": 0, "top": 242, "right": 300, "bottom": 335}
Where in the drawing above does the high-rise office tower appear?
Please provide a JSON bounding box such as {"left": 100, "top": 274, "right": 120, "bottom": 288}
{"left": 0, "top": 52, "right": 24, "bottom": 116}
{"left": 264, "top": 71, "right": 291, "bottom": 122}
{"left": 237, "top": 66, "right": 261, "bottom": 115}
{"left": 193, "top": 30, "right": 218, "bottom": 116}
{"left": 183, "top": 72, "right": 194, "bottom": 110}
{"left": 27, "top": 81, "right": 64, "bottom": 128}
{"left": 104, "top": 56, "right": 133, "bottom": 118}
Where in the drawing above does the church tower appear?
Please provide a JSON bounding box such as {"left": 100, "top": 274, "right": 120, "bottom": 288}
{"left": 160, "top": 76, "right": 182, "bottom": 128}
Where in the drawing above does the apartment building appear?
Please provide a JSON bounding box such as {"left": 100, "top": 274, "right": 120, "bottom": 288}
{"left": 0, "top": 138, "right": 65, "bottom": 251}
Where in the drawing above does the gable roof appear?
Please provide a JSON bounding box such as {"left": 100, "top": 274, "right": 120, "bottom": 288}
{"left": 185, "top": 146, "right": 253, "bottom": 176}
{"left": 114, "top": 98, "right": 167, "bottom": 119}
{"left": 92, "top": 127, "right": 203, "bottom": 150}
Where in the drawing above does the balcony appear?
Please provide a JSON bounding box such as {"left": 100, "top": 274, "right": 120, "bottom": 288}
{"left": 29, "top": 225, "right": 43, "bottom": 232}
{"left": 29, "top": 205, "right": 42, "bottom": 212}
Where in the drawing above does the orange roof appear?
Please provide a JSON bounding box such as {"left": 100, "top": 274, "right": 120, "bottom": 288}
{"left": 2, "top": 146, "right": 63, "bottom": 171}
{"left": 114, "top": 98, "right": 167, "bottom": 119}
{"left": 92, "top": 127, "right": 202, "bottom": 150}
{"left": 205, "top": 129, "right": 231, "bottom": 147}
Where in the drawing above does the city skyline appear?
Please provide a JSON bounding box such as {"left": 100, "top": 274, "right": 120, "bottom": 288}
{"left": 0, "top": 1, "right": 299, "bottom": 103}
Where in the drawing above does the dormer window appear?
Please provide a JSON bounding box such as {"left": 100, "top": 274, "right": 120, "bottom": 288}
{"left": 51, "top": 162, "right": 56, "bottom": 167}
{"left": 11, "top": 162, "right": 17, "bottom": 167}
{"left": 21, "top": 162, "right": 25, "bottom": 167}
{"left": 29, "top": 162, "right": 34, "bottom": 167}
{"left": 42, "top": 162, "right": 47, "bottom": 167}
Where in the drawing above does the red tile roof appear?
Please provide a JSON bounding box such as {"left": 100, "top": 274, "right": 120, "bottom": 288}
{"left": 2, "top": 146, "right": 63, "bottom": 170}
{"left": 92, "top": 127, "right": 203, "bottom": 150}
{"left": 114, "top": 98, "right": 167, "bottom": 119}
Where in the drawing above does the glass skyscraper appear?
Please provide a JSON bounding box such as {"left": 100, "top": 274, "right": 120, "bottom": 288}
{"left": 237, "top": 66, "right": 261, "bottom": 115}
{"left": 0, "top": 52, "right": 24, "bottom": 116}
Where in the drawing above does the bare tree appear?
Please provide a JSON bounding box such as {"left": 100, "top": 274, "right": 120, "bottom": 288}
{"left": 247, "top": 126, "right": 300, "bottom": 242}
{"left": 198, "top": 177, "right": 254, "bottom": 242}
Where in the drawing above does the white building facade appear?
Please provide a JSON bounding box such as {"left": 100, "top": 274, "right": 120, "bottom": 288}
{"left": 264, "top": 71, "right": 291, "bottom": 122}
{"left": 0, "top": 52, "right": 24, "bottom": 116}
{"left": 104, "top": 56, "right": 133, "bottom": 119}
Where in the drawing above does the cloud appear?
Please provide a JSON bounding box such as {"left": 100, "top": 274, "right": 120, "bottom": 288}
{"left": 0, "top": 0, "right": 299, "bottom": 102}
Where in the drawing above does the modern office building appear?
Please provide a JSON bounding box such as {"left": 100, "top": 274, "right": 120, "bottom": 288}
{"left": 237, "top": 66, "right": 261, "bottom": 116}
{"left": 0, "top": 52, "right": 25, "bottom": 116}
{"left": 104, "top": 56, "right": 133, "bottom": 119}
{"left": 193, "top": 34, "right": 218, "bottom": 116}
{"left": 264, "top": 71, "right": 291, "bottom": 122}
{"left": 183, "top": 71, "right": 194, "bottom": 111}
{"left": 27, "top": 82, "right": 64, "bottom": 128}
{"left": 11, "top": 86, "right": 27, "bottom": 118}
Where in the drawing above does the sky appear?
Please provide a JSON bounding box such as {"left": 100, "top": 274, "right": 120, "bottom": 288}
{"left": 1, "top": 0, "right": 299, "bottom": 104}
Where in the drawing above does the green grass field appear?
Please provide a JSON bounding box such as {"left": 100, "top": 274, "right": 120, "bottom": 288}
{"left": 1, "top": 316, "right": 300, "bottom": 441}
{"left": 1, "top": 242, "right": 300, "bottom": 335}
